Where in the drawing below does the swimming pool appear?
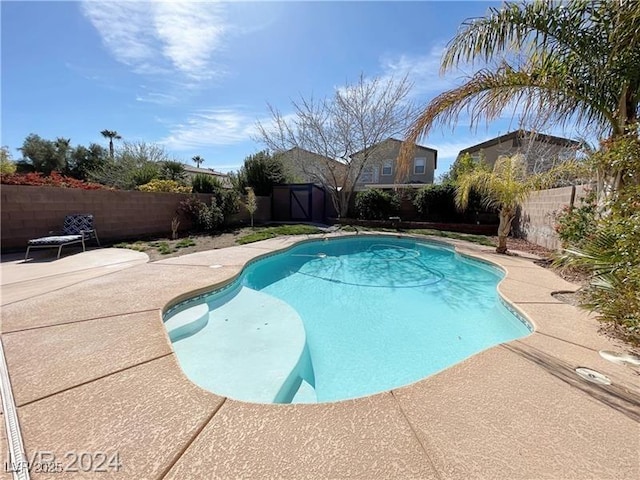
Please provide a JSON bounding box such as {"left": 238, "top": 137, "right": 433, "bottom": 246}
{"left": 164, "top": 235, "right": 531, "bottom": 404}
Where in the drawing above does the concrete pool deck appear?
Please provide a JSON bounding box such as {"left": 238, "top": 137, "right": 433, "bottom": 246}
{"left": 0, "top": 233, "right": 638, "bottom": 479}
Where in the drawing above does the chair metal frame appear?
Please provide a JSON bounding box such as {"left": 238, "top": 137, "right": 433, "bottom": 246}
{"left": 25, "top": 214, "right": 101, "bottom": 260}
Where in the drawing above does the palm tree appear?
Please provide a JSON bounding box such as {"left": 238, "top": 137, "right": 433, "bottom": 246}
{"left": 456, "top": 155, "right": 553, "bottom": 253}
{"left": 192, "top": 155, "right": 204, "bottom": 168}
{"left": 101, "top": 130, "right": 122, "bottom": 158}
{"left": 399, "top": 0, "right": 640, "bottom": 182}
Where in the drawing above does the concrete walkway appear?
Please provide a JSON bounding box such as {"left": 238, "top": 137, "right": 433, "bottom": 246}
{"left": 0, "top": 235, "right": 638, "bottom": 479}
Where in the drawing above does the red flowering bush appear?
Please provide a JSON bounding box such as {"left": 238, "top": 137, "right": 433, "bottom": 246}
{"left": 0, "top": 171, "right": 108, "bottom": 190}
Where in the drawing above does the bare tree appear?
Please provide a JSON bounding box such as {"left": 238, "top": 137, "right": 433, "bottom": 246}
{"left": 257, "top": 74, "right": 418, "bottom": 217}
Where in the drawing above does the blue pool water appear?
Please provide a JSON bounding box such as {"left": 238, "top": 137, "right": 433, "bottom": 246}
{"left": 165, "top": 236, "right": 531, "bottom": 403}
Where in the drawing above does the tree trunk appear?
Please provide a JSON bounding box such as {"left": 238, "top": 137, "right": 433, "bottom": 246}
{"left": 331, "top": 189, "right": 350, "bottom": 218}
{"left": 496, "top": 207, "right": 515, "bottom": 254}
{"left": 109, "top": 140, "right": 114, "bottom": 158}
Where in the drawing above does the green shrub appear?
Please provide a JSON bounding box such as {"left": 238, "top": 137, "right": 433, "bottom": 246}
{"left": 413, "top": 184, "right": 457, "bottom": 221}
{"left": 131, "top": 163, "right": 160, "bottom": 186}
{"left": 217, "top": 188, "right": 240, "bottom": 217}
{"left": 235, "top": 150, "right": 287, "bottom": 196}
{"left": 554, "top": 193, "right": 598, "bottom": 247}
{"left": 192, "top": 174, "right": 223, "bottom": 193}
{"left": 176, "top": 238, "right": 196, "bottom": 248}
{"left": 563, "top": 186, "right": 640, "bottom": 343}
{"left": 178, "top": 196, "right": 224, "bottom": 232}
{"left": 0, "top": 158, "right": 17, "bottom": 175}
{"left": 557, "top": 131, "right": 640, "bottom": 344}
{"left": 354, "top": 189, "right": 400, "bottom": 220}
{"left": 138, "top": 179, "right": 191, "bottom": 193}
{"left": 159, "top": 161, "right": 186, "bottom": 181}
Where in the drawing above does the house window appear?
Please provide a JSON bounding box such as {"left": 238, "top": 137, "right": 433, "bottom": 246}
{"left": 360, "top": 166, "right": 373, "bottom": 183}
{"left": 381, "top": 160, "right": 393, "bottom": 176}
{"left": 414, "top": 157, "right": 426, "bottom": 175}
{"left": 360, "top": 166, "right": 378, "bottom": 183}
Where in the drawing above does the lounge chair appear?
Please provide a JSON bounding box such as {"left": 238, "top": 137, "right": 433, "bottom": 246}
{"left": 25, "top": 214, "right": 100, "bottom": 260}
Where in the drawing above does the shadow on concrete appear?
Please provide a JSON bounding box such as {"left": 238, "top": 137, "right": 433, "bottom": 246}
{"left": 502, "top": 342, "right": 640, "bottom": 423}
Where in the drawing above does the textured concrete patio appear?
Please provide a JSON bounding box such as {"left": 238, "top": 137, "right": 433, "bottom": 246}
{"left": 0, "top": 234, "right": 638, "bottom": 479}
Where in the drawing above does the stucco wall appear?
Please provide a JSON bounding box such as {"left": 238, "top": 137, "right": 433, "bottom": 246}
{"left": 518, "top": 184, "right": 589, "bottom": 250}
{"left": 356, "top": 140, "right": 436, "bottom": 187}
{"left": 0, "top": 185, "right": 270, "bottom": 251}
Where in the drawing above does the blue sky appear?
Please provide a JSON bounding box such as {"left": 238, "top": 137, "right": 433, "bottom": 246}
{"left": 2, "top": 1, "right": 580, "bottom": 176}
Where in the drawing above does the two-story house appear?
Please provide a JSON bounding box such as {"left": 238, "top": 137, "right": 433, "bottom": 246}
{"left": 457, "top": 130, "right": 581, "bottom": 174}
{"left": 277, "top": 147, "right": 347, "bottom": 187}
{"left": 353, "top": 138, "right": 438, "bottom": 190}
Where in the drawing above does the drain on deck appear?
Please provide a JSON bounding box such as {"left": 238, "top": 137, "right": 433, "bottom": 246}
{"left": 575, "top": 367, "right": 611, "bottom": 385}
{"left": 599, "top": 350, "right": 640, "bottom": 366}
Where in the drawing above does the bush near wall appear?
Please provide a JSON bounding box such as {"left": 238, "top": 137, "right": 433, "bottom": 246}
{"left": 355, "top": 189, "right": 400, "bottom": 220}
{"left": 138, "top": 179, "right": 191, "bottom": 193}
{"left": 413, "top": 184, "right": 492, "bottom": 223}
{"left": 1, "top": 172, "right": 107, "bottom": 190}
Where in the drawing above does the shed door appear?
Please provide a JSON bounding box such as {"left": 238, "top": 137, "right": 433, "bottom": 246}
{"left": 290, "top": 186, "right": 311, "bottom": 221}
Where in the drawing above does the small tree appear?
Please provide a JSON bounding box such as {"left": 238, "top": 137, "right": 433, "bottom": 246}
{"left": 88, "top": 141, "right": 171, "bottom": 189}
{"left": 456, "top": 154, "right": 556, "bottom": 253}
{"left": 67, "top": 143, "right": 108, "bottom": 180}
{"left": 245, "top": 187, "right": 257, "bottom": 227}
{"left": 18, "top": 134, "right": 66, "bottom": 174}
{"left": 258, "top": 74, "right": 419, "bottom": 217}
{"left": 440, "top": 153, "right": 486, "bottom": 185}
{"left": 0, "top": 146, "right": 16, "bottom": 175}
{"left": 236, "top": 151, "right": 286, "bottom": 196}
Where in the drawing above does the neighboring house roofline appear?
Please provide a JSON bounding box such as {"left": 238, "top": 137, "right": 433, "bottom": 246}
{"left": 279, "top": 146, "right": 346, "bottom": 167}
{"left": 183, "top": 164, "right": 228, "bottom": 176}
{"left": 458, "top": 130, "right": 581, "bottom": 156}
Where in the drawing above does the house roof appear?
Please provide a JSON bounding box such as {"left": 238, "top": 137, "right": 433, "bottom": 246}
{"left": 350, "top": 137, "right": 438, "bottom": 156}
{"left": 458, "top": 130, "right": 581, "bottom": 156}
{"left": 183, "top": 164, "right": 228, "bottom": 176}
{"left": 279, "top": 147, "right": 347, "bottom": 168}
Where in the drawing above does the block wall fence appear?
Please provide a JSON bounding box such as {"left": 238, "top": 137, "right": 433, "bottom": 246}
{"left": 517, "top": 184, "right": 589, "bottom": 250}
{"left": 1, "top": 184, "right": 588, "bottom": 252}
{"left": 0, "top": 185, "right": 271, "bottom": 251}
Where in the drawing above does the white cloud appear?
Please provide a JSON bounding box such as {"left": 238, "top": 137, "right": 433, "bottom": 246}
{"left": 379, "top": 44, "right": 460, "bottom": 97}
{"left": 159, "top": 108, "right": 257, "bottom": 150}
{"left": 81, "top": 1, "right": 227, "bottom": 81}
{"left": 136, "top": 92, "right": 179, "bottom": 105}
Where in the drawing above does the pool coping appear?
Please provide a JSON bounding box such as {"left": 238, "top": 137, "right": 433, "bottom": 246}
{"left": 1, "top": 232, "right": 638, "bottom": 479}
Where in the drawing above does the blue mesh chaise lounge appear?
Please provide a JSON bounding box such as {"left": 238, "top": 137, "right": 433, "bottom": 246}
{"left": 25, "top": 214, "right": 101, "bottom": 260}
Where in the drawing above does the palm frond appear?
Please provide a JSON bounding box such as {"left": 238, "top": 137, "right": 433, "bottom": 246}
{"left": 441, "top": 1, "right": 596, "bottom": 71}
{"left": 559, "top": 229, "right": 619, "bottom": 276}
{"left": 453, "top": 154, "right": 539, "bottom": 212}
{"left": 397, "top": 60, "right": 614, "bottom": 180}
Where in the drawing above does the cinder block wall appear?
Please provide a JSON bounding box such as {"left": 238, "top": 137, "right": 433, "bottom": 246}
{"left": 518, "top": 184, "right": 588, "bottom": 250}
{"left": 228, "top": 196, "right": 271, "bottom": 224}
{"left": 0, "top": 185, "right": 271, "bottom": 251}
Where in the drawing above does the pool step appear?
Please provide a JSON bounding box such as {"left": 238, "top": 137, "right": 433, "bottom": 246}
{"left": 170, "top": 287, "right": 307, "bottom": 403}
{"left": 164, "top": 303, "right": 209, "bottom": 342}
{"left": 291, "top": 379, "right": 317, "bottom": 404}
